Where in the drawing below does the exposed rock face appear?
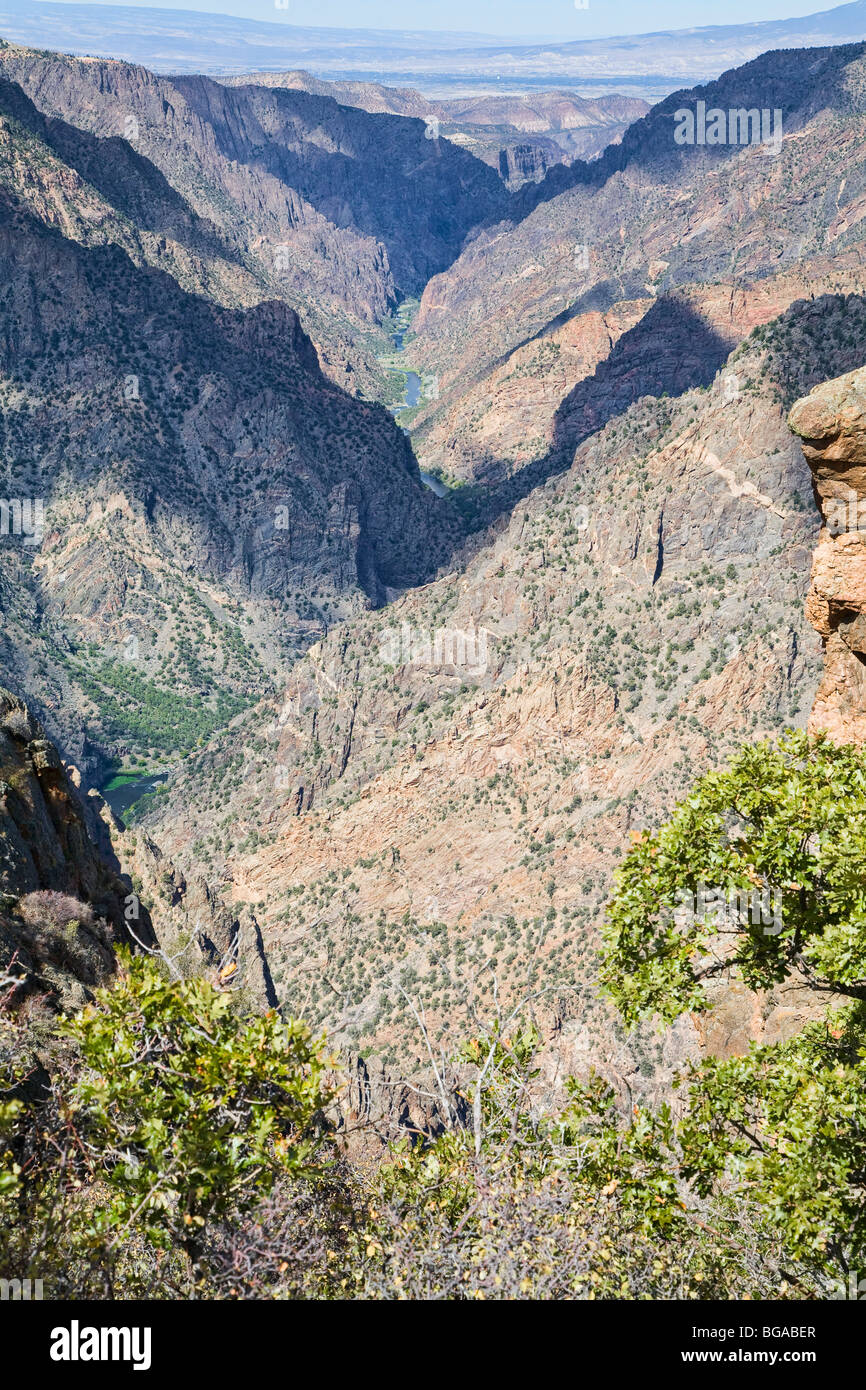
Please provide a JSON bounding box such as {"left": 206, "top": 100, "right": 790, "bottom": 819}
{"left": 0, "top": 685, "right": 156, "bottom": 1010}
{"left": 497, "top": 142, "right": 554, "bottom": 188}
{"left": 224, "top": 73, "right": 647, "bottom": 137}
{"left": 146, "top": 295, "right": 840, "bottom": 1077}
{"left": 0, "top": 674, "right": 273, "bottom": 1010}
{"left": 407, "top": 42, "right": 866, "bottom": 497}
{"left": 93, "top": 811, "right": 277, "bottom": 1012}
{"left": 789, "top": 365, "right": 866, "bottom": 744}
{"left": 0, "top": 173, "right": 458, "bottom": 773}
{"left": 220, "top": 73, "right": 649, "bottom": 187}
{"left": 0, "top": 45, "right": 510, "bottom": 389}
{"left": 334, "top": 1053, "right": 470, "bottom": 1157}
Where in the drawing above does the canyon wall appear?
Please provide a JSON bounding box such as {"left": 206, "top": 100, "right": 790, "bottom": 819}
{"left": 0, "top": 687, "right": 156, "bottom": 1010}
{"left": 790, "top": 366, "right": 866, "bottom": 744}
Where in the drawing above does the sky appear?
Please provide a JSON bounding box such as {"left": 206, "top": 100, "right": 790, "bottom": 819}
{"left": 45, "top": 0, "right": 837, "bottom": 40}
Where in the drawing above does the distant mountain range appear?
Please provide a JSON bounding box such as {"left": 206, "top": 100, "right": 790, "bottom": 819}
{"left": 2, "top": 0, "right": 866, "bottom": 98}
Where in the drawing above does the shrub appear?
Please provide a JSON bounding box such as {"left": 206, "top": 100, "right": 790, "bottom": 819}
{"left": 602, "top": 731, "right": 866, "bottom": 1287}
{"left": 0, "top": 953, "right": 332, "bottom": 1293}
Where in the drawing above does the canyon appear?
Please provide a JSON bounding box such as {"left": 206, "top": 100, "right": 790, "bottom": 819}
{"left": 221, "top": 74, "right": 650, "bottom": 188}
{"left": 1, "top": 30, "right": 866, "bottom": 1106}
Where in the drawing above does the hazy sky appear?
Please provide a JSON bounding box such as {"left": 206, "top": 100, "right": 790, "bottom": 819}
{"left": 46, "top": 0, "right": 836, "bottom": 40}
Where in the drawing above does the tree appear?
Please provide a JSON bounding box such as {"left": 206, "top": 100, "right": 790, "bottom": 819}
{"left": 602, "top": 730, "right": 866, "bottom": 1024}
{"left": 602, "top": 730, "right": 866, "bottom": 1285}
{"left": 345, "top": 1026, "right": 795, "bottom": 1300}
{"left": 676, "top": 1008, "right": 866, "bottom": 1281}
{"left": 66, "top": 954, "right": 332, "bottom": 1271}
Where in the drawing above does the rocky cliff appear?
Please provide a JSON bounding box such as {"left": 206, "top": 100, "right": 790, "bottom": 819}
{"left": 406, "top": 42, "right": 866, "bottom": 500}
{"left": 0, "top": 686, "right": 156, "bottom": 1011}
{"left": 789, "top": 365, "right": 866, "bottom": 744}
{"left": 220, "top": 74, "right": 648, "bottom": 189}
{"left": 0, "top": 171, "right": 459, "bottom": 776}
{"left": 147, "top": 289, "right": 866, "bottom": 1081}
{"left": 0, "top": 45, "right": 510, "bottom": 393}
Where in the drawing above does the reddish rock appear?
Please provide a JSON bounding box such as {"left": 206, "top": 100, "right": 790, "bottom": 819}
{"left": 790, "top": 366, "right": 866, "bottom": 744}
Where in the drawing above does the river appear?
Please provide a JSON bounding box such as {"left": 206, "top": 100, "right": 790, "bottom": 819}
{"left": 391, "top": 329, "right": 445, "bottom": 496}
{"left": 102, "top": 773, "right": 167, "bottom": 817}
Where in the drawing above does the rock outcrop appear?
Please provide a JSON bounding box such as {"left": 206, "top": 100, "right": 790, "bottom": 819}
{"left": 91, "top": 809, "right": 277, "bottom": 1012}
{"left": 0, "top": 686, "right": 156, "bottom": 1010}
{"left": 789, "top": 366, "right": 866, "bottom": 744}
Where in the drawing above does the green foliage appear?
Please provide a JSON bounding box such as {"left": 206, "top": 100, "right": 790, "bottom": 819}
{"left": 0, "top": 955, "right": 331, "bottom": 1291}
{"left": 5, "top": 722, "right": 866, "bottom": 1298}
{"left": 61, "top": 954, "right": 331, "bottom": 1263}
{"left": 603, "top": 731, "right": 866, "bottom": 1025}
{"left": 0, "top": 1099, "right": 20, "bottom": 1198}
{"left": 601, "top": 730, "right": 866, "bottom": 1285}
{"left": 677, "top": 1006, "right": 866, "bottom": 1275}
{"left": 346, "top": 1030, "right": 797, "bottom": 1300}
{"left": 69, "top": 657, "right": 250, "bottom": 756}
{"left": 561, "top": 1075, "right": 684, "bottom": 1239}
{"left": 0, "top": 975, "right": 843, "bottom": 1299}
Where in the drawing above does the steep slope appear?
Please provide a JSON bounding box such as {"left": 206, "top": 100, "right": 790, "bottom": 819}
{"left": 790, "top": 364, "right": 866, "bottom": 743}
{"left": 144, "top": 290, "right": 866, "bottom": 1081}
{"left": 221, "top": 73, "right": 650, "bottom": 188}
{"left": 0, "top": 686, "right": 156, "bottom": 1012}
{"left": 405, "top": 43, "right": 866, "bottom": 502}
{"left": 0, "top": 44, "right": 509, "bottom": 392}
{"left": 0, "top": 179, "right": 459, "bottom": 779}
